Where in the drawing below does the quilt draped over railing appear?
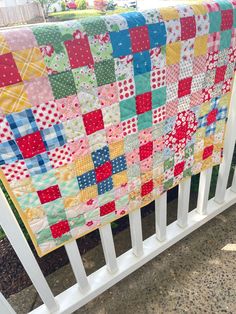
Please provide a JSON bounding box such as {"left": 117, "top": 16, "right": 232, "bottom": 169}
{"left": 0, "top": 0, "right": 235, "bottom": 256}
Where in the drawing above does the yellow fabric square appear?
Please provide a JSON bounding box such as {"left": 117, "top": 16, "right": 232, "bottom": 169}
{"left": 166, "top": 42, "right": 181, "bottom": 65}
{"left": 0, "top": 83, "right": 31, "bottom": 114}
{"left": 194, "top": 151, "right": 202, "bottom": 162}
{"left": 13, "top": 47, "right": 47, "bottom": 81}
{"left": 0, "top": 34, "right": 10, "bottom": 55}
{"left": 204, "top": 136, "right": 214, "bottom": 147}
{"left": 194, "top": 35, "right": 208, "bottom": 57}
{"left": 109, "top": 140, "right": 124, "bottom": 159}
{"left": 75, "top": 155, "right": 94, "bottom": 176}
{"left": 219, "top": 91, "right": 231, "bottom": 108}
{"left": 159, "top": 7, "right": 179, "bottom": 20}
{"left": 63, "top": 195, "right": 80, "bottom": 208}
{"left": 191, "top": 4, "right": 207, "bottom": 15}
{"left": 24, "top": 206, "right": 45, "bottom": 222}
{"left": 54, "top": 163, "right": 76, "bottom": 182}
{"left": 79, "top": 185, "right": 98, "bottom": 202}
{"left": 113, "top": 171, "right": 128, "bottom": 187}
{"left": 199, "top": 101, "right": 210, "bottom": 116}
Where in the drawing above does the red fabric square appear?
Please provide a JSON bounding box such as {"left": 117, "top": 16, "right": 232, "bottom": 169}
{"left": 215, "top": 65, "right": 227, "bottom": 84}
{"left": 207, "top": 109, "right": 218, "bottom": 125}
{"left": 50, "top": 220, "right": 70, "bottom": 238}
{"left": 37, "top": 185, "right": 61, "bottom": 204}
{"left": 221, "top": 10, "right": 233, "bottom": 31}
{"left": 174, "top": 161, "right": 185, "bottom": 177}
{"left": 0, "top": 53, "right": 22, "bottom": 88}
{"left": 136, "top": 92, "right": 152, "bottom": 114}
{"left": 180, "top": 16, "right": 196, "bottom": 40}
{"left": 100, "top": 201, "right": 116, "bottom": 216}
{"left": 16, "top": 131, "right": 46, "bottom": 159}
{"left": 178, "top": 77, "right": 192, "bottom": 98}
{"left": 141, "top": 180, "right": 153, "bottom": 196}
{"left": 65, "top": 37, "right": 94, "bottom": 69}
{"left": 139, "top": 141, "right": 153, "bottom": 161}
{"left": 83, "top": 109, "right": 104, "bottom": 135}
{"left": 130, "top": 26, "right": 150, "bottom": 53}
{"left": 95, "top": 161, "right": 112, "bottom": 183}
{"left": 203, "top": 145, "right": 214, "bottom": 160}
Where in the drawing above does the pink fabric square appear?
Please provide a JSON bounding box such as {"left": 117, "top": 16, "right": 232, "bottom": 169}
{"left": 47, "top": 144, "right": 72, "bottom": 169}
{"left": 1, "top": 160, "right": 30, "bottom": 183}
{"left": 165, "top": 100, "right": 178, "bottom": 118}
{"left": 140, "top": 156, "right": 153, "bottom": 173}
{"left": 190, "top": 91, "right": 202, "bottom": 108}
{"left": 0, "top": 116, "right": 13, "bottom": 144}
{"left": 126, "top": 149, "right": 139, "bottom": 166}
{"left": 98, "top": 82, "right": 119, "bottom": 107}
{"left": 193, "top": 56, "right": 207, "bottom": 75}
{"left": 24, "top": 77, "right": 54, "bottom": 106}
{"left": 32, "top": 101, "right": 60, "bottom": 130}
{"left": 56, "top": 95, "right": 81, "bottom": 121}
{"left": 106, "top": 124, "right": 123, "bottom": 143}
{"left": 166, "top": 64, "right": 179, "bottom": 84}
{"left": 138, "top": 129, "right": 153, "bottom": 146}
{"left": 69, "top": 137, "right": 90, "bottom": 159}
{"left": 3, "top": 27, "right": 38, "bottom": 51}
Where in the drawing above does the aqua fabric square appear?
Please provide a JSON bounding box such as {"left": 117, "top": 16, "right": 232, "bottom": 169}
{"left": 120, "top": 97, "right": 136, "bottom": 121}
{"left": 110, "top": 30, "right": 132, "bottom": 57}
{"left": 220, "top": 30, "right": 232, "bottom": 50}
{"left": 98, "top": 177, "right": 113, "bottom": 195}
{"left": 92, "top": 146, "right": 110, "bottom": 167}
{"left": 152, "top": 87, "right": 167, "bottom": 109}
{"left": 209, "top": 12, "right": 221, "bottom": 33}
{"left": 121, "top": 12, "right": 146, "bottom": 28}
{"left": 137, "top": 111, "right": 152, "bottom": 130}
{"left": 133, "top": 51, "right": 151, "bottom": 75}
{"left": 148, "top": 22, "right": 167, "bottom": 48}
{"left": 77, "top": 170, "right": 96, "bottom": 189}
{"left": 215, "top": 0, "right": 233, "bottom": 10}
{"left": 233, "top": 8, "right": 236, "bottom": 27}
{"left": 135, "top": 73, "right": 151, "bottom": 95}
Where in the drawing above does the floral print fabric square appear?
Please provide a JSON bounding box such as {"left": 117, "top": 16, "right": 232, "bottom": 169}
{"left": 0, "top": 0, "right": 235, "bottom": 256}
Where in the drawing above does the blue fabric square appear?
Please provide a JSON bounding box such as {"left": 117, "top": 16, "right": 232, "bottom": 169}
{"left": 98, "top": 177, "right": 113, "bottom": 195}
{"left": 25, "top": 152, "right": 52, "bottom": 175}
{"left": 0, "top": 140, "right": 23, "bottom": 165}
{"left": 77, "top": 170, "right": 96, "bottom": 190}
{"left": 6, "top": 109, "right": 38, "bottom": 139}
{"left": 110, "top": 29, "right": 132, "bottom": 57}
{"left": 112, "top": 155, "right": 127, "bottom": 174}
{"left": 41, "top": 124, "right": 66, "bottom": 151}
{"left": 133, "top": 51, "right": 151, "bottom": 75}
{"left": 148, "top": 22, "right": 166, "bottom": 48}
{"left": 121, "top": 12, "right": 146, "bottom": 28}
{"left": 92, "top": 146, "right": 110, "bottom": 167}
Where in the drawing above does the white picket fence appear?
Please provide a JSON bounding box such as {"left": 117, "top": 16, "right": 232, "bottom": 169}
{"left": 0, "top": 78, "right": 236, "bottom": 313}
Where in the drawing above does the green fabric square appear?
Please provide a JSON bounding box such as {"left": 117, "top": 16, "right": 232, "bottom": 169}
{"left": 44, "top": 43, "right": 70, "bottom": 74}
{"left": 95, "top": 59, "right": 116, "bottom": 86}
{"left": 17, "top": 193, "right": 41, "bottom": 210}
{"left": 80, "top": 17, "right": 108, "bottom": 36}
{"left": 120, "top": 97, "right": 136, "bottom": 121}
{"left": 215, "top": 0, "right": 233, "bottom": 10}
{"left": 55, "top": 233, "right": 72, "bottom": 245}
{"left": 59, "top": 178, "right": 79, "bottom": 198}
{"left": 135, "top": 73, "right": 151, "bottom": 95}
{"left": 220, "top": 30, "right": 232, "bottom": 50}
{"left": 164, "top": 156, "right": 174, "bottom": 171}
{"left": 89, "top": 37, "right": 113, "bottom": 62}
{"left": 183, "top": 168, "right": 192, "bottom": 178}
{"left": 209, "top": 12, "right": 221, "bottom": 34}
{"left": 185, "top": 145, "right": 194, "bottom": 159}
{"left": 32, "top": 25, "right": 63, "bottom": 46}
{"left": 72, "top": 66, "right": 97, "bottom": 92}
{"left": 152, "top": 87, "right": 166, "bottom": 109}
{"left": 49, "top": 71, "right": 77, "bottom": 99}
{"left": 68, "top": 215, "right": 86, "bottom": 228}
{"left": 44, "top": 199, "right": 66, "bottom": 225}
{"left": 137, "top": 111, "right": 152, "bottom": 130}
{"left": 164, "top": 178, "right": 173, "bottom": 190}
{"left": 59, "top": 21, "right": 84, "bottom": 41}
{"left": 37, "top": 228, "right": 53, "bottom": 245}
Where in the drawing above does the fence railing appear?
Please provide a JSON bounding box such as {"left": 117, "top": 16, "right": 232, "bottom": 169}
{"left": 0, "top": 78, "right": 236, "bottom": 313}
{"left": 0, "top": 3, "right": 45, "bottom": 27}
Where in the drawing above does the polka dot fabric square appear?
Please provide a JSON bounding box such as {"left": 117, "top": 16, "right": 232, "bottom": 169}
{"left": 0, "top": 2, "right": 235, "bottom": 256}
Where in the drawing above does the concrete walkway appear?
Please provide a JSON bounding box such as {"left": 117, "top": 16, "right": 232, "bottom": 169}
{"left": 8, "top": 198, "right": 236, "bottom": 314}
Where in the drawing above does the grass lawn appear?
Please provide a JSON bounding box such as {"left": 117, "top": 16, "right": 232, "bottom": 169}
{"left": 48, "top": 7, "right": 134, "bottom": 21}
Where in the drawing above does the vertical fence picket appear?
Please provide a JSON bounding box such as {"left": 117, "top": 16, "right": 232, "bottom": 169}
{"left": 129, "top": 209, "right": 143, "bottom": 257}
{"left": 155, "top": 193, "right": 167, "bottom": 242}
{"left": 231, "top": 167, "right": 236, "bottom": 193}
{"left": 99, "top": 224, "right": 118, "bottom": 273}
{"left": 177, "top": 178, "right": 191, "bottom": 228}
{"left": 0, "top": 190, "right": 58, "bottom": 313}
{"left": 0, "top": 293, "right": 16, "bottom": 314}
{"left": 215, "top": 77, "right": 236, "bottom": 203}
{"left": 196, "top": 167, "right": 213, "bottom": 215}
{"left": 65, "top": 241, "right": 90, "bottom": 292}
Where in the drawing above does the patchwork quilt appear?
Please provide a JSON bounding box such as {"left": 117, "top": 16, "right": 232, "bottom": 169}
{"left": 0, "top": 0, "right": 235, "bottom": 256}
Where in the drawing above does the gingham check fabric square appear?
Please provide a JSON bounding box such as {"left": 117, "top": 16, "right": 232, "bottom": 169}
{"left": 25, "top": 152, "right": 52, "bottom": 175}
{"left": 6, "top": 109, "right": 38, "bottom": 139}
{"left": 41, "top": 124, "right": 66, "bottom": 151}
{"left": 0, "top": 140, "right": 22, "bottom": 165}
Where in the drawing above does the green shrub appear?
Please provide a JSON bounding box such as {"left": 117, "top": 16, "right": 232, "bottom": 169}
{"left": 61, "top": 1, "right": 66, "bottom": 11}
{"left": 76, "top": 0, "right": 87, "bottom": 10}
